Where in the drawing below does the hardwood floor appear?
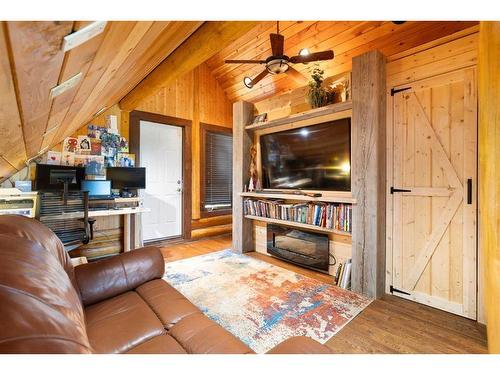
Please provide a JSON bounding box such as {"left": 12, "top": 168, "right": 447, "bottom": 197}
{"left": 159, "top": 234, "right": 488, "bottom": 354}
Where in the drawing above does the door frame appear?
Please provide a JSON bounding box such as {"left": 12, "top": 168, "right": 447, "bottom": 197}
{"left": 385, "top": 68, "right": 479, "bottom": 319}
{"left": 130, "top": 110, "right": 192, "bottom": 240}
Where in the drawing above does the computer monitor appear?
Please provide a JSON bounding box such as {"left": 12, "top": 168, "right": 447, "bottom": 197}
{"left": 106, "top": 167, "right": 146, "bottom": 192}
{"left": 35, "top": 164, "right": 85, "bottom": 191}
{"left": 81, "top": 180, "right": 112, "bottom": 199}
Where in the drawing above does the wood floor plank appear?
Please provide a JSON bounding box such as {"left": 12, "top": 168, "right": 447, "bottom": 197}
{"left": 160, "top": 234, "right": 487, "bottom": 353}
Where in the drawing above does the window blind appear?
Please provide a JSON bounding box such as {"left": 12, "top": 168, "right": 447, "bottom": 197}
{"left": 204, "top": 131, "right": 232, "bottom": 211}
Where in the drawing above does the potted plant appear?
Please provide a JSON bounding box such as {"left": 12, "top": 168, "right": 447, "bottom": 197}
{"left": 307, "top": 66, "right": 332, "bottom": 108}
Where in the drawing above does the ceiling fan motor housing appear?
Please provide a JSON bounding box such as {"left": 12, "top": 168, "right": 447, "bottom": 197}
{"left": 266, "top": 55, "right": 289, "bottom": 74}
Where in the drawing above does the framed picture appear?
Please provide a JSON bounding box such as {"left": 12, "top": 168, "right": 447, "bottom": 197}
{"left": 77, "top": 135, "right": 91, "bottom": 153}
{"left": 61, "top": 151, "right": 75, "bottom": 166}
{"left": 63, "top": 137, "right": 78, "bottom": 153}
{"left": 252, "top": 113, "right": 267, "bottom": 124}
{"left": 46, "top": 151, "right": 61, "bottom": 165}
{"left": 117, "top": 153, "right": 135, "bottom": 167}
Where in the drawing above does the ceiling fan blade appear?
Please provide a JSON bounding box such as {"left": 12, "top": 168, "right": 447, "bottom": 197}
{"left": 251, "top": 69, "right": 269, "bottom": 86}
{"left": 225, "top": 59, "right": 266, "bottom": 64}
{"left": 270, "top": 33, "right": 284, "bottom": 56}
{"left": 285, "top": 66, "right": 308, "bottom": 86}
{"left": 289, "top": 50, "right": 334, "bottom": 64}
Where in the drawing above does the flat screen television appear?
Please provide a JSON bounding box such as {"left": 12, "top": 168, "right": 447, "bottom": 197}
{"left": 260, "top": 118, "right": 351, "bottom": 191}
{"left": 106, "top": 167, "right": 146, "bottom": 190}
{"left": 34, "top": 164, "right": 85, "bottom": 191}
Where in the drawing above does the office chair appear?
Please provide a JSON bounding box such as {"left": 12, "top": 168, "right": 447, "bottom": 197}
{"left": 37, "top": 189, "right": 94, "bottom": 249}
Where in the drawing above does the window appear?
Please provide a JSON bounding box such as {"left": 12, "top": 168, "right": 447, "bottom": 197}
{"left": 201, "top": 124, "right": 232, "bottom": 216}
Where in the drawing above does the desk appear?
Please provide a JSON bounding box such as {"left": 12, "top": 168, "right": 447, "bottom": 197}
{"left": 49, "top": 207, "right": 150, "bottom": 252}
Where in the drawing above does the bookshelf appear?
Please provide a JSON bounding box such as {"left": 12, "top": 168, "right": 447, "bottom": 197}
{"left": 239, "top": 191, "right": 356, "bottom": 204}
{"left": 234, "top": 51, "right": 387, "bottom": 298}
{"left": 245, "top": 101, "right": 352, "bottom": 132}
{"left": 244, "top": 215, "right": 352, "bottom": 236}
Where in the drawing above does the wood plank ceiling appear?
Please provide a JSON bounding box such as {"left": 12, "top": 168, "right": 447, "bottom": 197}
{"left": 206, "top": 21, "right": 478, "bottom": 103}
{"left": 0, "top": 21, "right": 202, "bottom": 180}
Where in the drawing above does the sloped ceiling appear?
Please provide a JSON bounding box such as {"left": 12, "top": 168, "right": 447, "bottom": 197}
{"left": 206, "top": 21, "right": 478, "bottom": 103}
{"left": 0, "top": 21, "right": 203, "bottom": 181}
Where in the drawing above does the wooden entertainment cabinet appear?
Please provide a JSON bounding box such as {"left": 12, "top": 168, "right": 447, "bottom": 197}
{"left": 232, "top": 50, "right": 387, "bottom": 298}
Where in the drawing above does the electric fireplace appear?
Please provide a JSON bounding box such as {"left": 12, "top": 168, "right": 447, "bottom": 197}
{"left": 266, "top": 224, "right": 329, "bottom": 273}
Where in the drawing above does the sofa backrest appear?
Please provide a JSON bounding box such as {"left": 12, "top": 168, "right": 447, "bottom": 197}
{"left": 0, "top": 215, "right": 92, "bottom": 353}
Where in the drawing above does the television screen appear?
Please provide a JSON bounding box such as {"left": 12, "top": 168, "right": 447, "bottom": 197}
{"left": 35, "top": 164, "right": 85, "bottom": 191}
{"left": 260, "top": 119, "right": 351, "bottom": 191}
{"left": 106, "top": 167, "right": 146, "bottom": 190}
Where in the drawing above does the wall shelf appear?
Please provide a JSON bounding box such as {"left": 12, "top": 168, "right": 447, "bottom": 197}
{"left": 240, "top": 191, "right": 356, "bottom": 204}
{"left": 245, "top": 215, "right": 352, "bottom": 236}
{"left": 245, "top": 101, "right": 352, "bottom": 131}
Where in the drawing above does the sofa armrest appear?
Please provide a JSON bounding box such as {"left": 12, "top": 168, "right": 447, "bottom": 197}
{"left": 74, "top": 246, "right": 164, "bottom": 306}
{"left": 266, "top": 337, "right": 332, "bottom": 354}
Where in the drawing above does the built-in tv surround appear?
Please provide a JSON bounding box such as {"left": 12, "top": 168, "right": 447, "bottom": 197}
{"left": 260, "top": 118, "right": 351, "bottom": 191}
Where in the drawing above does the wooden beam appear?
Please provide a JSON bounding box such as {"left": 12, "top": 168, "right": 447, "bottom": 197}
{"left": 232, "top": 101, "right": 255, "bottom": 254}
{"left": 119, "top": 21, "right": 258, "bottom": 111}
{"left": 351, "top": 50, "right": 387, "bottom": 298}
{"left": 478, "top": 21, "right": 500, "bottom": 354}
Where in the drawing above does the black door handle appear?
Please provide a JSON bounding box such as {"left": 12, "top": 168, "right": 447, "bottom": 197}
{"left": 390, "top": 187, "right": 412, "bottom": 194}
{"left": 467, "top": 178, "right": 472, "bottom": 204}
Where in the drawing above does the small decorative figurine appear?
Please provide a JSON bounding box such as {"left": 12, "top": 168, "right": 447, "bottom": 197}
{"left": 249, "top": 145, "right": 258, "bottom": 192}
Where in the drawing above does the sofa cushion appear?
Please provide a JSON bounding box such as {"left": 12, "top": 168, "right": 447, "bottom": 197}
{"left": 136, "top": 279, "right": 199, "bottom": 329}
{"left": 76, "top": 247, "right": 165, "bottom": 306}
{"left": 126, "top": 334, "right": 187, "bottom": 354}
{"left": 0, "top": 215, "right": 78, "bottom": 291}
{"left": 85, "top": 291, "right": 164, "bottom": 353}
{"left": 169, "top": 312, "right": 254, "bottom": 354}
{"left": 0, "top": 234, "right": 91, "bottom": 354}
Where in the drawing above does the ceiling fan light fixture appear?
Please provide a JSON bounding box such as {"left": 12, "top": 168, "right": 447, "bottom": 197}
{"left": 298, "top": 48, "right": 310, "bottom": 56}
{"left": 266, "top": 58, "right": 289, "bottom": 74}
{"left": 243, "top": 76, "right": 253, "bottom": 88}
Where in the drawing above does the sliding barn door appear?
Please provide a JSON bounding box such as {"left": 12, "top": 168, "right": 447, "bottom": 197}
{"left": 389, "top": 68, "right": 477, "bottom": 319}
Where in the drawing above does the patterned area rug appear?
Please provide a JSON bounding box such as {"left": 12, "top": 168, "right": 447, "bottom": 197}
{"left": 163, "top": 250, "right": 372, "bottom": 353}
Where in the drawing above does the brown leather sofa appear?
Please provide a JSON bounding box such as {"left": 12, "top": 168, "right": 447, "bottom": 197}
{"left": 0, "top": 215, "right": 331, "bottom": 354}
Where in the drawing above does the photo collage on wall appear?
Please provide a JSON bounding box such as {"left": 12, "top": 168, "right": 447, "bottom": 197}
{"left": 45, "top": 115, "right": 135, "bottom": 179}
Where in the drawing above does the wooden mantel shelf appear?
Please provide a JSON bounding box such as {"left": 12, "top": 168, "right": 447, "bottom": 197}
{"left": 245, "top": 100, "right": 352, "bottom": 131}
{"left": 244, "top": 215, "right": 352, "bottom": 236}
{"left": 240, "top": 191, "right": 356, "bottom": 204}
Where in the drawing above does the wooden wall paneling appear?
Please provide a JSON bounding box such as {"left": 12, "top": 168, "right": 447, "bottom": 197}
{"left": 136, "top": 70, "right": 194, "bottom": 119}
{"left": 387, "top": 25, "right": 479, "bottom": 62}
{"left": 51, "top": 22, "right": 137, "bottom": 145}
{"left": 351, "top": 50, "right": 387, "bottom": 298}
{"left": 198, "top": 63, "right": 233, "bottom": 127}
{"left": 6, "top": 21, "right": 74, "bottom": 158}
{"left": 232, "top": 101, "right": 255, "bottom": 253}
{"left": 478, "top": 21, "right": 500, "bottom": 354}
{"left": 0, "top": 23, "right": 26, "bottom": 174}
{"left": 41, "top": 21, "right": 107, "bottom": 151}
{"left": 387, "top": 33, "right": 478, "bottom": 88}
{"left": 120, "top": 21, "right": 258, "bottom": 111}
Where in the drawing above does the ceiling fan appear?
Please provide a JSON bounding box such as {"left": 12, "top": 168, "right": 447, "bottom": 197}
{"left": 225, "top": 22, "right": 334, "bottom": 89}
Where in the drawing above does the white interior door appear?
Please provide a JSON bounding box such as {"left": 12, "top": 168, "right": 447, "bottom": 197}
{"left": 140, "top": 120, "right": 183, "bottom": 241}
{"left": 388, "top": 68, "right": 477, "bottom": 319}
